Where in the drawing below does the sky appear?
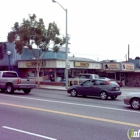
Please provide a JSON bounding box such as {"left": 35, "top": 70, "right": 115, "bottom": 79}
{"left": 1, "top": 0, "right": 140, "bottom": 62}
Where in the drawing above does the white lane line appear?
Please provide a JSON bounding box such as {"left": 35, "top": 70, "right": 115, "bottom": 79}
{"left": 0, "top": 94, "right": 140, "bottom": 114}
{"left": 2, "top": 126, "right": 57, "bottom": 140}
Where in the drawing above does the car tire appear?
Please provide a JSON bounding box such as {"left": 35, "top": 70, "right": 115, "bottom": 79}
{"left": 23, "top": 89, "right": 31, "bottom": 94}
{"left": 110, "top": 95, "right": 117, "bottom": 100}
{"left": 1, "top": 89, "right": 5, "bottom": 92}
{"left": 131, "top": 98, "right": 140, "bottom": 110}
{"left": 70, "top": 89, "right": 77, "bottom": 97}
{"left": 100, "top": 91, "right": 108, "bottom": 100}
{"left": 6, "top": 84, "right": 14, "bottom": 94}
{"left": 82, "top": 95, "right": 87, "bottom": 97}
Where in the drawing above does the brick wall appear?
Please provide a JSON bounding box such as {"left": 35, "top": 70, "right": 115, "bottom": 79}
{"left": 126, "top": 73, "right": 140, "bottom": 87}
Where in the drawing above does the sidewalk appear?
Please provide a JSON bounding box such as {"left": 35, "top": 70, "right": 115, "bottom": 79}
{"left": 39, "top": 85, "right": 67, "bottom": 91}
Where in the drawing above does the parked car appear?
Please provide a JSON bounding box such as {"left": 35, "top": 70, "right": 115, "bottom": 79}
{"left": 99, "top": 77, "right": 110, "bottom": 80}
{"left": 69, "top": 73, "right": 99, "bottom": 86}
{"left": 67, "top": 79, "right": 122, "bottom": 100}
{"left": 76, "top": 73, "right": 99, "bottom": 79}
{"left": 124, "top": 93, "right": 140, "bottom": 110}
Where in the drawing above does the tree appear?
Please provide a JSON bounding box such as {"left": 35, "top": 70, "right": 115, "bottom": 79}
{"left": 8, "top": 14, "right": 65, "bottom": 86}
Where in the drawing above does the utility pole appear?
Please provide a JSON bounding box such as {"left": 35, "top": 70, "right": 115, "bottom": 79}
{"left": 128, "top": 44, "right": 129, "bottom": 61}
{"left": 52, "top": 0, "right": 69, "bottom": 89}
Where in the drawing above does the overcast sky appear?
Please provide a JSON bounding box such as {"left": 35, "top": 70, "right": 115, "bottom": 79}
{"left": 1, "top": 0, "right": 140, "bottom": 61}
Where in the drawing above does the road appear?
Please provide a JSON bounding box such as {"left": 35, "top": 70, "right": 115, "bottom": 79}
{"left": 0, "top": 88, "right": 139, "bottom": 140}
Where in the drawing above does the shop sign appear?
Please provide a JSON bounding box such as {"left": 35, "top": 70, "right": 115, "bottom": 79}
{"left": 74, "top": 62, "right": 89, "bottom": 67}
{"left": 103, "top": 63, "right": 120, "bottom": 70}
{"left": 25, "top": 61, "right": 46, "bottom": 66}
{"left": 122, "top": 63, "right": 134, "bottom": 71}
{"left": 93, "top": 63, "right": 102, "bottom": 69}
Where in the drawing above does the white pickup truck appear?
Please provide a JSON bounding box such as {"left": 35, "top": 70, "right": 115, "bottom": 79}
{"left": 0, "top": 71, "right": 36, "bottom": 94}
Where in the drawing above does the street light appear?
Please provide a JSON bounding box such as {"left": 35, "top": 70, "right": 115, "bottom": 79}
{"left": 52, "top": 0, "right": 69, "bottom": 89}
{"left": 7, "top": 51, "right": 11, "bottom": 71}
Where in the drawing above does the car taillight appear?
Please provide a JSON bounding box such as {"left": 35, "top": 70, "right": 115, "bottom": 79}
{"left": 106, "top": 81, "right": 110, "bottom": 85}
{"left": 17, "top": 78, "right": 21, "bottom": 84}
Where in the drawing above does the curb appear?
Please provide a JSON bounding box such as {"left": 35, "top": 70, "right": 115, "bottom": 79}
{"left": 37, "top": 87, "right": 67, "bottom": 91}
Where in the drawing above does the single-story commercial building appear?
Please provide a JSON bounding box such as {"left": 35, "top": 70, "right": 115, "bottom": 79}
{"left": 0, "top": 42, "right": 140, "bottom": 86}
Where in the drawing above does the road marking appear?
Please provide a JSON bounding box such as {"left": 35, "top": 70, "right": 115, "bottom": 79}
{"left": 0, "top": 102, "right": 140, "bottom": 128}
{"left": 0, "top": 94, "right": 140, "bottom": 114}
{"left": 2, "top": 126, "right": 57, "bottom": 140}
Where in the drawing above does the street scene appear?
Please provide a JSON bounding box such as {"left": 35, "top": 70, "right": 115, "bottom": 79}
{"left": 0, "top": 0, "right": 140, "bottom": 140}
{"left": 0, "top": 87, "right": 139, "bottom": 140}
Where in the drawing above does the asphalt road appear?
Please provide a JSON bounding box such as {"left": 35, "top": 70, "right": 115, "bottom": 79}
{"left": 0, "top": 88, "right": 139, "bottom": 140}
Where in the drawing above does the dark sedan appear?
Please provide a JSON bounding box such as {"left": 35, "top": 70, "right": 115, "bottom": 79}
{"left": 67, "top": 79, "right": 122, "bottom": 100}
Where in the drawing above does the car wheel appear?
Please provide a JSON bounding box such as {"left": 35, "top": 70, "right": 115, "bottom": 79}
{"left": 1, "top": 89, "right": 5, "bottom": 92}
{"left": 131, "top": 98, "right": 140, "bottom": 110}
{"left": 23, "top": 89, "right": 31, "bottom": 94}
{"left": 110, "top": 95, "right": 117, "bottom": 100}
{"left": 100, "top": 91, "right": 108, "bottom": 100}
{"left": 83, "top": 95, "right": 87, "bottom": 97}
{"left": 6, "top": 84, "right": 14, "bottom": 94}
{"left": 70, "top": 89, "right": 77, "bottom": 97}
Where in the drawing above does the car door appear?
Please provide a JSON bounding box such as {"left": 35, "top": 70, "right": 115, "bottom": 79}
{"left": 90, "top": 80, "right": 102, "bottom": 96}
{"left": 79, "top": 80, "right": 92, "bottom": 96}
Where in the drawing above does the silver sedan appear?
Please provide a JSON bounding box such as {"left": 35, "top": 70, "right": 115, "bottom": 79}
{"left": 124, "top": 93, "right": 140, "bottom": 110}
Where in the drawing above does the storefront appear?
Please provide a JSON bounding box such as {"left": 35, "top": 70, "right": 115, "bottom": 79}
{"left": 1, "top": 42, "right": 139, "bottom": 86}
{"left": 100, "top": 62, "right": 135, "bottom": 83}
{"left": 18, "top": 59, "right": 64, "bottom": 81}
{"left": 17, "top": 59, "right": 102, "bottom": 82}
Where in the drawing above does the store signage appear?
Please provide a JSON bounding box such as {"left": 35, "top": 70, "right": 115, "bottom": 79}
{"left": 74, "top": 62, "right": 89, "bottom": 67}
{"left": 93, "top": 63, "right": 102, "bottom": 69}
{"left": 122, "top": 63, "right": 134, "bottom": 71}
{"left": 103, "top": 63, "right": 120, "bottom": 70}
{"left": 25, "top": 61, "right": 46, "bottom": 66}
